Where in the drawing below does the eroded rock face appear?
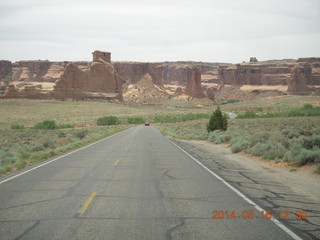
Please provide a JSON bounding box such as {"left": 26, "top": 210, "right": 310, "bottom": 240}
{"left": 0, "top": 60, "right": 12, "bottom": 79}
{"left": 185, "top": 66, "right": 205, "bottom": 98}
{"left": 206, "top": 88, "right": 215, "bottom": 101}
{"left": 113, "top": 62, "right": 164, "bottom": 88}
{"left": 17, "top": 61, "right": 51, "bottom": 82}
{"left": 287, "top": 63, "right": 312, "bottom": 94}
{"left": 92, "top": 50, "right": 111, "bottom": 63}
{"left": 3, "top": 84, "right": 52, "bottom": 99}
{"left": 53, "top": 53, "right": 123, "bottom": 100}
{"left": 250, "top": 57, "right": 258, "bottom": 63}
{"left": 218, "top": 62, "right": 295, "bottom": 85}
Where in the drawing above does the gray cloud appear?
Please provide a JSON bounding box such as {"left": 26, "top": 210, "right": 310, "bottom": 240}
{"left": 0, "top": 0, "right": 319, "bottom": 62}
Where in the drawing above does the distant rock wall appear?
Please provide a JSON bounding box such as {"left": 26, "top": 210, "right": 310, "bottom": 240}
{"left": 16, "top": 61, "right": 51, "bottom": 82}
{"left": 113, "top": 62, "right": 164, "bottom": 88}
{"left": 0, "top": 60, "right": 12, "bottom": 79}
{"left": 218, "top": 63, "right": 294, "bottom": 86}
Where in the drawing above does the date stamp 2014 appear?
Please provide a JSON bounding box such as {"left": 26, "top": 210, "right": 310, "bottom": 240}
{"left": 212, "top": 210, "right": 309, "bottom": 220}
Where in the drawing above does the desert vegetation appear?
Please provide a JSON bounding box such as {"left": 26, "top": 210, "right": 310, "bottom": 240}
{"left": 1, "top": 96, "right": 320, "bottom": 176}
{"left": 0, "top": 125, "right": 126, "bottom": 175}
{"left": 155, "top": 115, "right": 320, "bottom": 173}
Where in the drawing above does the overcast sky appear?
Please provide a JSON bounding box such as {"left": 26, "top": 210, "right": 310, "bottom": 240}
{"left": 0, "top": 0, "right": 319, "bottom": 63}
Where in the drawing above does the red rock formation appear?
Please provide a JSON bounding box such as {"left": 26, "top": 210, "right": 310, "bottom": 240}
{"left": 218, "top": 62, "right": 295, "bottom": 86}
{"left": 206, "top": 88, "right": 215, "bottom": 101}
{"left": 4, "top": 84, "right": 53, "bottom": 99}
{"left": 113, "top": 62, "right": 164, "bottom": 88}
{"left": 250, "top": 57, "right": 258, "bottom": 63}
{"left": 92, "top": 50, "right": 111, "bottom": 63}
{"left": 287, "top": 63, "right": 312, "bottom": 94}
{"left": 17, "top": 61, "right": 51, "bottom": 82}
{"left": 163, "top": 65, "right": 188, "bottom": 86}
{"left": 185, "top": 66, "right": 205, "bottom": 98}
{"left": 54, "top": 51, "right": 122, "bottom": 100}
{"left": 0, "top": 60, "right": 12, "bottom": 79}
{"left": 147, "top": 63, "right": 164, "bottom": 88}
{"left": 174, "top": 87, "right": 184, "bottom": 96}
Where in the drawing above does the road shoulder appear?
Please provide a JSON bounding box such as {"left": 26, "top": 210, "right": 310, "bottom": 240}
{"left": 173, "top": 138, "right": 320, "bottom": 240}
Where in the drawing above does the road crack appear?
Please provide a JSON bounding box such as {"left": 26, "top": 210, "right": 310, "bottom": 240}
{"left": 165, "top": 218, "right": 185, "bottom": 240}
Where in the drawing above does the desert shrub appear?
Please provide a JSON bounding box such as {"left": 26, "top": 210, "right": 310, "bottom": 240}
{"left": 127, "top": 116, "right": 145, "bottom": 124}
{"left": 42, "top": 138, "right": 57, "bottom": 149}
{"left": 230, "top": 135, "right": 251, "bottom": 153}
{"left": 250, "top": 141, "right": 286, "bottom": 160}
{"left": 304, "top": 103, "right": 313, "bottom": 109}
{"left": 281, "top": 128, "right": 301, "bottom": 139}
{"left": 11, "top": 124, "right": 25, "bottom": 130}
{"left": 0, "top": 150, "right": 13, "bottom": 163}
{"left": 208, "top": 130, "right": 231, "bottom": 144}
{"left": 284, "top": 137, "right": 320, "bottom": 165}
{"left": 20, "top": 152, "right": 31, "bottom": 160}
{"left": 33, "top": 120, "right": 57, "bottom": 130}
{"left": 97, "top": 116, "right": 120, "bottom": 126}
{"left": 207, "top": 107, "right": 228, "bottom": 132}
{"left": 0, "top": 166, "right": 11, "bottom": 174}
{"left": 288, "top": 106, "right": 320, "bottom": 117}
{"left": 15, "top": 160, "right": 27, "bottom": 170}
{"left": 311, "top": 134, "right": 320, "bottom": 148}
{"left": 2, "top": 156, "right": 19, "bottom": 164}
{"left": 154, "top": 113, "right": 210, "bottom": 123}
{"left": 260, "top": 112, "right": 283, "bottom": 118}
{"left": 236, "top": 111, "right": 257, "bottom": 119}
{"left": 75, "top": 129, "right": 88, "bottom": 139}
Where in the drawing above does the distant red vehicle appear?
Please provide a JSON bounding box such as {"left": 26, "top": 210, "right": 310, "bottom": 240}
{"left": 145, "top": 122, "right": 150, "bottom": 126}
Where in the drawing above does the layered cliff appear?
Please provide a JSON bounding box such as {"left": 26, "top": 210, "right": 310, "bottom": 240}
{"left": 217, "top": 58, "right": 320, "bottom": 94}
{"left": 1, "top": 55, "right": 319, "bottom": 100}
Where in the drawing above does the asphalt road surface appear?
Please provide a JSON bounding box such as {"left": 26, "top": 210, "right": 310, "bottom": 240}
{"left": 0, "top": 126, "right": 306, "bottom": 239}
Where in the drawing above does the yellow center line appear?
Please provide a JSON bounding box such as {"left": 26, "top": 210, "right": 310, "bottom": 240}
{"left": 78, "top": 192, "right": 97, "bottom": 214}
{"left": 114, "top": 159, "right": 120, "bottom": 166}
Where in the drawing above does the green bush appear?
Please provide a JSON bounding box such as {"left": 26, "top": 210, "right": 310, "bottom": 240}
{"left": 127, "top": 116, "right": 145, "bottom": 124}
{"left": 20, "top": 152, "right": 31, "bottom": 160}
{"left": 33, "top": 120, "right": 57, "bottom": 130}
{"left": 154, "top": 113, "right": 210, "bottom": 123}
{"left": 236, "top": 111, "right": 257, "bottom": 119}
{"left": 303, "top": 104, "right": 313, "bottom": 109}
{"left": 207, "top": 107, "right": 228, "bottom": 132}
{"left": 97, "top": 116, "right": 120, "bottom": 126}
{"left": 288, "top": 106, "right": 320, "bottom": 117}
{"left": 11, "top": 124, "right": 25, "bottom": 130}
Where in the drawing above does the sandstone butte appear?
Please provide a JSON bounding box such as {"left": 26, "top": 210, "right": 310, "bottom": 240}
{"left": 0, "top": 53, "right": 320, "bottom": 101}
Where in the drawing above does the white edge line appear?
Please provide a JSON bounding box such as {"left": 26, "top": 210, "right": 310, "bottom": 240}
{"left": 151, "top": 127, "right": 303, "bottom": 240}
{"left": 0, "top": 127, "right": 133, "bottom": 185}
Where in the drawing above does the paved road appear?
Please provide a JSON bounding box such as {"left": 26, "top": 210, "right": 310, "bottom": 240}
{"left": 0, "top": 126, "right": 301, "bottom": 239}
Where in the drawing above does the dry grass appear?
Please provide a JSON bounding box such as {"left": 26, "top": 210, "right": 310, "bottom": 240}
{"left": 0, "top": 99, "right": 215, "bottom": 129}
